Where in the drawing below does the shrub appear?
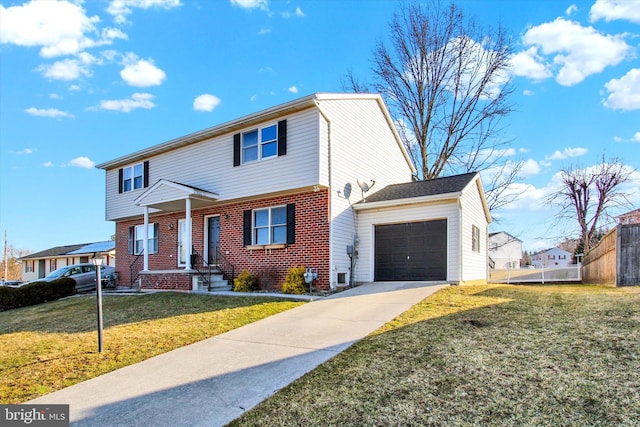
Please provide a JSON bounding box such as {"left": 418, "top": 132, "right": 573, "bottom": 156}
{"left": 0, "top": 278, "right": 76, "bottom": 311}
{"left": 233, "top": 270, "right": 260, "bottom": 292}
{"left": 282, "top": 266, "right": 309, "bottom": 295}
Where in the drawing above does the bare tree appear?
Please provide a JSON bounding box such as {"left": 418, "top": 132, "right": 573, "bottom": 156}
{"left": 1, "top": 244, "right": 30, "bottom": 281}
{"left": 546, "top": 157, "right": 633, "bottom": 254}
{"left": 344, "top": 1, "right": 520, "bottom": 210}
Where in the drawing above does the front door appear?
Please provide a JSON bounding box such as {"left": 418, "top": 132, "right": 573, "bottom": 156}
{"left": 178, "top": 219, "right": 187, "bottom": 266}
{"left": 207, "top": 216, "right": 220, "bottom": 265}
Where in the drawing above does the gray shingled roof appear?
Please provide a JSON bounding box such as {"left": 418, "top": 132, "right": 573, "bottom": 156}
{"left": 357, "top": 172, "right": 478, "bottom": 204}
{"left": 19, "top": 241, "right": 115, "bottom": 260}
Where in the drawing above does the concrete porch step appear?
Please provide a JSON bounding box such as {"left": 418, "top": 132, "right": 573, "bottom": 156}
{"left": 196, "top": 272, "right": 232, "bottom": 291}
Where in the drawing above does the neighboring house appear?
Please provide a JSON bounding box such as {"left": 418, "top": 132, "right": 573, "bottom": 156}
{"left": 19, "top": 241, "right": 116, "bottom": 282}
{"left": 96, "top": 93, "right": 491, "bottom": 291}
{"left": 488, "top": 231, "right": 522, "bottom": 269}
{"left": 618, "top": 208, "right": 640, "bottom": 225}
{"left": 530, "top": 247, "right": 572, "bottom": 268}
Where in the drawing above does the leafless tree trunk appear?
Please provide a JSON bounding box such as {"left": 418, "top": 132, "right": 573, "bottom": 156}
{"left": 344, "top": 1, "right": 520, "bottom": 210}
{"left": 546, "top": 157, "right": 633, "bottom": 254}
{"left": 1, "top": 244, "right": 30, "bottom": 281}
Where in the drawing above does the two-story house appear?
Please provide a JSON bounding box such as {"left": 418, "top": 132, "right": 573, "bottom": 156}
{"left": 531, "top": 247, "right": 572, "bottom": 268}
{"left": 488, "top": 231, "right": 523, "bottom": 269}
{"left": 97, "top": 93, "right": 491, "bottom": 291}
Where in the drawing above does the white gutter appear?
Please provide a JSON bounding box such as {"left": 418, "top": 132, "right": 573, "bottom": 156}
{"left": 352, "top": 192, "right": 462, "bottom": 211}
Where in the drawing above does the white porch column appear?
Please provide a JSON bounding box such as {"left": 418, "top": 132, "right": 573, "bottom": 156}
{"left": 185, "top": 198, "right": 192, "bottom": 270}
{"left": 143, "top": 206, "right": 149, "bottom": 271}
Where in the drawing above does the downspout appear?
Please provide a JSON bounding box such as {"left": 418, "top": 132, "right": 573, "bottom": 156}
{"left": 314, "top": 99, "right": 336, "bottom": 290}
{"left": 458, "top": 198, "right": 463, "bottom": 285}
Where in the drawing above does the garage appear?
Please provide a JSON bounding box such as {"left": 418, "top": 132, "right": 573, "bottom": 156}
{"left": 374, "top": 219, "right": 447, "bottom": 281}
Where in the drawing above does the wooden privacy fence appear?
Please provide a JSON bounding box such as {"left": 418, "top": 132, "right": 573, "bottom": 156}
{"left": 582, "top": 223, "right": 640, "bottom": 286}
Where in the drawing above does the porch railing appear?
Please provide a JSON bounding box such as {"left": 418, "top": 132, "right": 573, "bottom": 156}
{"left": 129, "top": 250, "right": 144, "bottom": 287}
{"left": 191, "top": 248, "right": 211, "bottom": 287}
{"left": 215, "top": 248, "right": 236, "bottom": 285}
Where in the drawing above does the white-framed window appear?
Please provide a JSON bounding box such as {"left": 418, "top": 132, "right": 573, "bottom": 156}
{"left": 242, "top": 124, "right": 278, "bottom": 164}
{"left": 122, "top": 163, "right": 144, "bottom": 192}
{"left": 472, "top": 225, "right": 480, "bottom": 252}
{"left": 128, "top": 223, "right": 158, "bottom": 254}
{"left": 25, "top": 261, "right": 34, "bottom": 273}
{"left": 253, "top": 206, "right": 287, "bottom": 245}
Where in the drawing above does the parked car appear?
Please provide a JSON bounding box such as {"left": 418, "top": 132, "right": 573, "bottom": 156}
{"left": 23, "top": 263, "right": 116, "bottom": 292}
{"left": 0, "top": 280, "right": 23, "bottom": 287}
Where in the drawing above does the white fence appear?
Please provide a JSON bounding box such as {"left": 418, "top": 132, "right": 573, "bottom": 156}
{"left": 489, "top": 265, "right": 582, "bottom": 284}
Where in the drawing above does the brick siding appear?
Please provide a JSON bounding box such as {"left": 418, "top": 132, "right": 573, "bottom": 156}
{"left": 114, "top": 189, "right": 331, "bottom": 291}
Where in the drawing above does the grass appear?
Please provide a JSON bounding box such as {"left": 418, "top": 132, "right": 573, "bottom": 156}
{"left": 230, "top": 284, "right": 640, "bottom": 427}
{"left": 0, "top": 292, "right": 304, "bottom": 404}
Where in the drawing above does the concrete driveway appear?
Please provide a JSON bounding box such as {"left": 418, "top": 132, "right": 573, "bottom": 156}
{"left": 30, "top": 281, "right": 447, "bottom": 426}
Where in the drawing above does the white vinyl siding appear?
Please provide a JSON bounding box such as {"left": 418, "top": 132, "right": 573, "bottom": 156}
{"left": 355, "top": 201, "right": 459, "bottom": 283}
{"left": 105, "top": 108, "right": 320, "bottom": 221}
{"left": 316, "top": 98, "right": 414, "bottom": 288}
{"left": 459, "top": 178, "right": 490, "bottom": 282}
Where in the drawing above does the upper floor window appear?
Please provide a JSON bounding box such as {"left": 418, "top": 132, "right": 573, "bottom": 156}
{"left": 119, "top": 161, "right": 149, "bottom": 193}
{"left": 234, "top": 120, "right": 287, "bottom": 166}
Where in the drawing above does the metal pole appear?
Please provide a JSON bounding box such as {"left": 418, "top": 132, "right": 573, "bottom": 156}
{"left": 95, "top": 260, "right": 104, "bottom": 353}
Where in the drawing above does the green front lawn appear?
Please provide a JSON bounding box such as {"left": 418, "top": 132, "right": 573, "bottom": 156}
{"left": 231, "top": 284, "right": 640, "bottom": 426}
{"left": 0, "top": 292, "right": 304, "bottom": 404}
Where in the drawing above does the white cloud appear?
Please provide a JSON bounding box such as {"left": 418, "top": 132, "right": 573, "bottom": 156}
{"left": 602, "top": 68, "right": 640, "bottom": 111}
{"left": 632, "top": 132, "right": 640, "bottom": 143}
{"left": 43, "top": 161, "right": 53, "bottom": 168}
{"left": 69, "top": 156, "right": 95, "bottom": 169}
{"left": 193, "top": 94, "right": 221, "bottom": 112}
{"left": 16, "top": 148, "right": 33, "bottom": 155}
{"left": 107, "top": 0, "right": 181, "bottom": 24}
{"left": 521, "top": 18, "right": 631, "bottom": 86}
{"left": 37, "top": 58, "right": 92, "bottom": 81}
{"left": 0, "top": 1, "right": 99, "bottom": 58}
{"left": 258, "top": 27, "right": 272, "bottom": 35}
{"left": 547, "top": 147, "right": 588, "bottom": 160}
{"left": 566, "top": 4, "right": 579, "bottom": 16}
{"left": 520, "top": 158, "right": 542, "bottom": 177}
{"left": 509, "top": 47, "right": 553, "bottom": 81}
{"left": 282, "top": 7, "right": 304, "bottom": 18}
{"left": 523, "top": 89, "right": 534, "bottom": 96}
{"left": 288, "top": 86, "right": 298, "bottom": 94}
{"left": 99, "top": 93, "right": 156, "bottom": 112}
{"left": 614, "top": 136, "right": 623, "bottom": 142}
{"left": 49, "top": 93, "right": 62, "bottom": 100}
{"left": 590, "top": 0, "right": 640, "bottom": 23}
{"left": 120, "top": 54, "right": 166, "bottom": 87}
{"left": 69, "top": 85, "right": 81, "bottom": 91}
{"left": 230, "top": 0, "right": 268, "bottom": 10}
{"left": 25, "top": 107, "right": 74, "bottom": 118}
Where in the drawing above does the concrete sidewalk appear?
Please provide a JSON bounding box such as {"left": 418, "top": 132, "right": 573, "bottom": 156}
{"left": 31, "top": 282, "right": 447, "bottom": 426}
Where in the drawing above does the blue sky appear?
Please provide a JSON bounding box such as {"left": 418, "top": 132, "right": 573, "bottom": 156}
{"left": 1, "top": 0, "right": 639, "bottom": 254}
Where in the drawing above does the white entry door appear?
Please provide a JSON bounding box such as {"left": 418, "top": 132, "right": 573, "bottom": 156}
{"left": 178, "top": 219, "right": 187, "bottom": 266}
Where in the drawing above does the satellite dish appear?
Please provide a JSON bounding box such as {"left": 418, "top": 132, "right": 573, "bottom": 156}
{"left": 356, "top": 179, "right": 376, "bottom": 201}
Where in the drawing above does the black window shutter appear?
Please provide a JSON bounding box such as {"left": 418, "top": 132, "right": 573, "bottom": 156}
{"left": 118, "top": 168, "right": 124, "bottom": 193}
{"left": 277, "top": 120, "right": 287, "bottom": 156}
{"left": 143, "top": 161, "right": 149, "bottom": 188}
{"left": 233, "top": 133, "right": 241, "bottom": 166}
{"left": 286, "top": 203, "right": 295, "bottom": 244}
{"left": 128, "top": 226, "right": 134, "bottom": 254}
{"left": 243, "top": 210, "right": 252, "bottom": 246}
